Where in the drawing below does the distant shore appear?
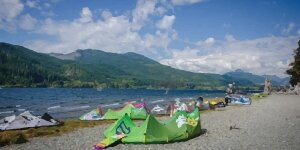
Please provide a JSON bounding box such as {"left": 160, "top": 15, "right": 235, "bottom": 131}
{"left": 0, "top": 85, "right": 263, "bottom": 91}
{"left": 2, "top": 94, "right": 299, "bottom": 150}
{"left": 0, "top": 88, "right": 228, "bottom": 119}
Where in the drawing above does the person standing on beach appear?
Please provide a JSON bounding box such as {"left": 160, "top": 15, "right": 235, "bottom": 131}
{"left": 267, "top": 80, "right": 272, "bottom": 95}
{"left": 98, "top": 105, "right": 103, "bottom": 116}
{"left": 264, "top": 79, "right": 272, "bottom": 94}
{"left": 196, "top": 96, "right": 204, "bottom": 109}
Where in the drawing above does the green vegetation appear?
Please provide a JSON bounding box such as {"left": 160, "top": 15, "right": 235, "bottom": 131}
{"left": 0, "top": 42, "right": 256, "bottom": 89}
{"left": 0, "top": 119, "right": 114, "bottom": 147}
{"left": 286, "top": 39, "right": 300, "bottom": 86}
{"left": 250, "top": 93, "right": 268, "bottom": 101}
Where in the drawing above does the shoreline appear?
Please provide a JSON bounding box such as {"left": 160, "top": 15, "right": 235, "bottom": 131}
{"left": 0, "top": 88, "right": 227, "bottom": 119}
{"left": 0, "top": 87, "right": 263, "bottom": 92}
{"left": 2, "top": 94, "right": 299, "bottom": 150}
{"left": 0, "top": 95, "right": 263, "bottom": 147}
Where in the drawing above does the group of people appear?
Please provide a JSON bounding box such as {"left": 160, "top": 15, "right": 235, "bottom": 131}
{"left": 276, "top": 82, "right": 300, "bottom": 95}
{"left": 168, "top": 97, "right": 205, "bottom": 117}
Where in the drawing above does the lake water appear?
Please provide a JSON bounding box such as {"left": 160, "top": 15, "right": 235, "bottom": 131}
{"left": 0, "top": 88, "right": 225, "bottom": 119}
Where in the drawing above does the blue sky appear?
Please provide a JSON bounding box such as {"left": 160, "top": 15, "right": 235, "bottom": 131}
{"left": 0, "top": 0, "right": 300, "bottom": 77}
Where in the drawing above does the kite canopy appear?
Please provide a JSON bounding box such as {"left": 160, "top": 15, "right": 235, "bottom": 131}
{"left": 103, "top": 104, "right": 147, "bottom": 120}
{"left": 95, "top": 108, "right": 201, "bottom": 149}
{"left": 125, "top": 102, "right": 146, "bottom": 108}
{"left": 80, "top": 103, "right": 148, "bottom": 120}
{"left": 226, "top": 94, "right": 251, "bottom": 105}
{"left": 80, "top": 109, "right": 103, "bottom": 120}
{"left": 0, "top": 111, "right": 61, "bottom": 131}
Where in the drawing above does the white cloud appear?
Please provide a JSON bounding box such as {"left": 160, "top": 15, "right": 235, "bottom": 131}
{"left": 161, "top": 36, "right": 298, "bottom": 77}
{"left": 41, "top": 10, "right": 55, "bottom": 17}
{"left": 0, "top": 0, "right": 24, "bottom": 21}
{"left": 25, "top": 0, "right": 54, "bottom": 17}
{"left": 31, "top": 11, "right": 140, "bottom": 53}
{"left": 27, "top": 5, "right": 174, "bottom": 57}
{"left": 19, "top": 14, "right": 38, "bottom": 30}
{"left": 171, "top": 0, "right": 204, "bottom": 6}
{"left": 101, "top": 10, "right": 113, "bottom": 20}
{"left": 144, "top": 31, "right": 170, "bottom": 49}
{"left": 225, "top": 34, "right": 236, "bottom": 42}
{"left": 155, "top": 6, "right": 167, "bottom": 15}
{"left": 26, "top": 0, "right": 38, "bottom": 8}
{"left": 196, "top": 37, "right": 215, "bottom": 47}
{"left": 132, "top": 0, "right": 157, "bottom": 30}
{"left": 79, "top": 7, "right": 93, "bottom": 23}
{"left": 282, "top": 22, "right": 295, "bottom": 35}
{"left": 26, "top": 0, "right": 52, "bottom": 10}
{"left": 156, "top": 15, "right": 175, "bottom": 30}
{"left": 0, "top": 0, "right": 24, "bottom": 31}
{"left": 24, "top": 0, "right": 181, "bottom": 58}
{"left": 0, "top": 0, "right": 55, "bottom": 31}
{"left": 204, "top": 37, "right": 215, "bottom": 45}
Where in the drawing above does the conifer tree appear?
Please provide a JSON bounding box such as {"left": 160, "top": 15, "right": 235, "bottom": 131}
{"left": 287, "top": 39, "right": 300, "bottom": 86}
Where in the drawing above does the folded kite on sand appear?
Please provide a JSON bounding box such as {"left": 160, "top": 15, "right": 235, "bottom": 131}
{"left": 225, "top": 94, "right": 252, "bottom": 105}
{"left": 94, "top": 108, "right": 201, "bottom": 149}
{"left": 0, "top": 111, "right": 61, "bottom": 131}
{"left": 80, "top": 109, "right": 103, "bottom": 120}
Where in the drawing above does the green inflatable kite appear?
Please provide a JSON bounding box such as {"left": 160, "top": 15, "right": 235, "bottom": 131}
{"left": 80, "top": 104, "right": 148, "bottom": 121}
{"left": 103, "top": 104, "right": 147, "bottom": 120}
{"left": 94, "top": 108, "right": 201, "bottom": 149}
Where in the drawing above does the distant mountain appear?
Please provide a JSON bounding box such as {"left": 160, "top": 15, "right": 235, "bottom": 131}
{"left": 51, "top": 49, "right": 255, "bottom": 87}
{"left": 0, "top": 42, "right": 121, "bottom": 87}
{"left": 261, "top": 75, "right": 290, "bottom": 86}
{"left": 0, "top": 42, "right": 254, "bottom": 89}
{"left": 224, "top": 69, "right": 289, "bottom": 86}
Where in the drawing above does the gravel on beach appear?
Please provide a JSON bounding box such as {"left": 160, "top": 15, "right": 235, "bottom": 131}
{"left": 2, "top": 94, "right": 300, "bottom": 150}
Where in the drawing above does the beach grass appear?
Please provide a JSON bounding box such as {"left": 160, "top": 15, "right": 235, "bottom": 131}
{"left": 0, "top": 119, "right": 114, "bottom": 147}
{"left": 250, "top": 93, "right": 268, "bottom": 101}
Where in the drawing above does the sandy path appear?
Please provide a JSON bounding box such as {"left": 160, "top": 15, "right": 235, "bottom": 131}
{"left": 2, "top": 94, "right": 300, "bottom": 150}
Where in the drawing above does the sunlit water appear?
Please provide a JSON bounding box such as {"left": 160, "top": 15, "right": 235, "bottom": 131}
{"left": 0, "top": 88, "right": 226, "bottom": 119}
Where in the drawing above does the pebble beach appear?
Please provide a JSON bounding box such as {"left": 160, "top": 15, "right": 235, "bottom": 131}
{"left": 2, "top": 94, "right": 300, "bottom": 150}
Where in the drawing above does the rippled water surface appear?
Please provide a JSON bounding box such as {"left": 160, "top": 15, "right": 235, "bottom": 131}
{"left": 0, "top": 88, "right": 225, "bottom": 119}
